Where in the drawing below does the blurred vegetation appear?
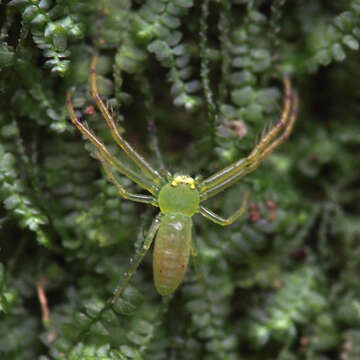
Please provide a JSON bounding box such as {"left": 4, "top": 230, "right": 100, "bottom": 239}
{"left": 1, "top": 0, "right": 360, "bottom": 359}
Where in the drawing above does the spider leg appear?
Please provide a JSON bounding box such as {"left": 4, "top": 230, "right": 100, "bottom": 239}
{"left": 199, "top": 78, "right": 297, "bottom": 202}
{"left": 66, "top": 91, "right": 158, "bottom": 195}
{"left": 94, "top": 150, "right": 158, "bottom": 206}
{"left": 191, "top": 242, "right": 207, "bottom": 296}
{"left": 111, "top": 213, "right": 161, "bottom": 304}
{"left": 199, "top": 190, "right": 249, "bottom": 225}
{"left": 91, "top": 56, "right": 162, "bottom": 185}
{"left": 190, "top": 226, "right": 208, "bottom": 296}
{"left": 248, "top": 75, "right": 292, "bottom": 158}
{"left": 246, "top": 92, "right": 298, "bottom": 168}
{"left": 200, "top": 92, "right": 298, "bottom": 201}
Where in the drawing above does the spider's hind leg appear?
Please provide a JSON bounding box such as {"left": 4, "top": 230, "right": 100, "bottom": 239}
{"left": 111, "top": 213, "right": 162, "bottom": 304}
{"left": 190, "top": 231, "right": 208, "bottom": 297}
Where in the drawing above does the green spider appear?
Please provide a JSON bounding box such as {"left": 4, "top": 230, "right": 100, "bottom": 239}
{"left": 66, "top": 55, "right": 298, "bottom": 300}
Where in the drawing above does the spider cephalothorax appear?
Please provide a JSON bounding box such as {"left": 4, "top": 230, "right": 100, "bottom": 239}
{"left": 66, "top": 55, "right": 298, "bottom": 300}
{"left": 158, "top": 175, "right": 200, "bottom": 216}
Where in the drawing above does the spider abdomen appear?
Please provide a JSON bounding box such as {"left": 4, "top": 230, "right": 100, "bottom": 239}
{"left": 153, "top": 213, "right": 192, "bottom": 296}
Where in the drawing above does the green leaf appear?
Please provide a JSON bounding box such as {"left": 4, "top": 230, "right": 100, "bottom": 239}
{"left": 230, "top": 86, "right": 255, "bottom": 107}
{"left": 342, "top": 34, "right": 359, "bottom": 49}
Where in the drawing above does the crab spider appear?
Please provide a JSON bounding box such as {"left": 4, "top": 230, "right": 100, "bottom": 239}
{"left": 66, "top": 55, "right": 298, "bottom": 300}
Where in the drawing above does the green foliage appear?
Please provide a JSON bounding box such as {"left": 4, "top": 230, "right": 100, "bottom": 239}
{"left": 0, "top": 263, "right": 17, "bottom": 313}
{"left": 309, "top": 0, "right": 360, "bottom": 69}
{"left": 0, "top": 119, "right": 49, "bottom": 246}
{"left": 214, "top": 2, "right": 283, "bottom": 163}
{"left": 1, "top": 0, "right": 360, "bottom": 359}
{"left": 140, "top": 0, "right": 202, "bottom": 110}
{"left": 46, "top": 286, "right": 162, "bottom": 360}
{"left": 8, "top": 0, "right": 84, "bottom": 75}
{"left": 247, "top": 266, "right": 326, "bottom": 347}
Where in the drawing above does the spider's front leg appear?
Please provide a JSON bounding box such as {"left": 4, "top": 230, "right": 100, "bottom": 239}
{"left": 199, "top": 75, "right": 298, "bottom": 201}
{"left": 90, "top": 56, "right": 162, "bottom": 185}
{"left": 233, "top": 92, "right": 299, "bottom": 177}
{"left": 66, "top": 91, "right": 158, "bottom": 194}
{"left": 248, "top": 75, "right": 292, "bottom": 159}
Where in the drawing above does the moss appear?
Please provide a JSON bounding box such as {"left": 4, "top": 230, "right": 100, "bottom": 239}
{"left": 1, "top": 0, "right": 360, "bottom": 359}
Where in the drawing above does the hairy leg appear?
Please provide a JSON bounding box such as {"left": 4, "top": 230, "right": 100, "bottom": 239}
{"left": 91, "top": 56, "right": 162, "bottom": 185}
{"left": 199, "top": 76, "right": 295, "bottom": 201}
{"left": 66, "top": 91, "right": 158, "bottom": 194}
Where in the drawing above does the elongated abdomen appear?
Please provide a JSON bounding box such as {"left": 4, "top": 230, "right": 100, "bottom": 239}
{"left": 153, "top": 213, "right": 192, "bottom": 296}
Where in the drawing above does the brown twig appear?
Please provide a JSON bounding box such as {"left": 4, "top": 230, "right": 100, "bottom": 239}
{"left": 36, "top": 276, "right": 57, "bottom": 342}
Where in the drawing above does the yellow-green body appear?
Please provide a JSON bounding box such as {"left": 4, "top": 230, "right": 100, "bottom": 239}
{"left": 153, "top": 178, "right": 200, "bottom": 295}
